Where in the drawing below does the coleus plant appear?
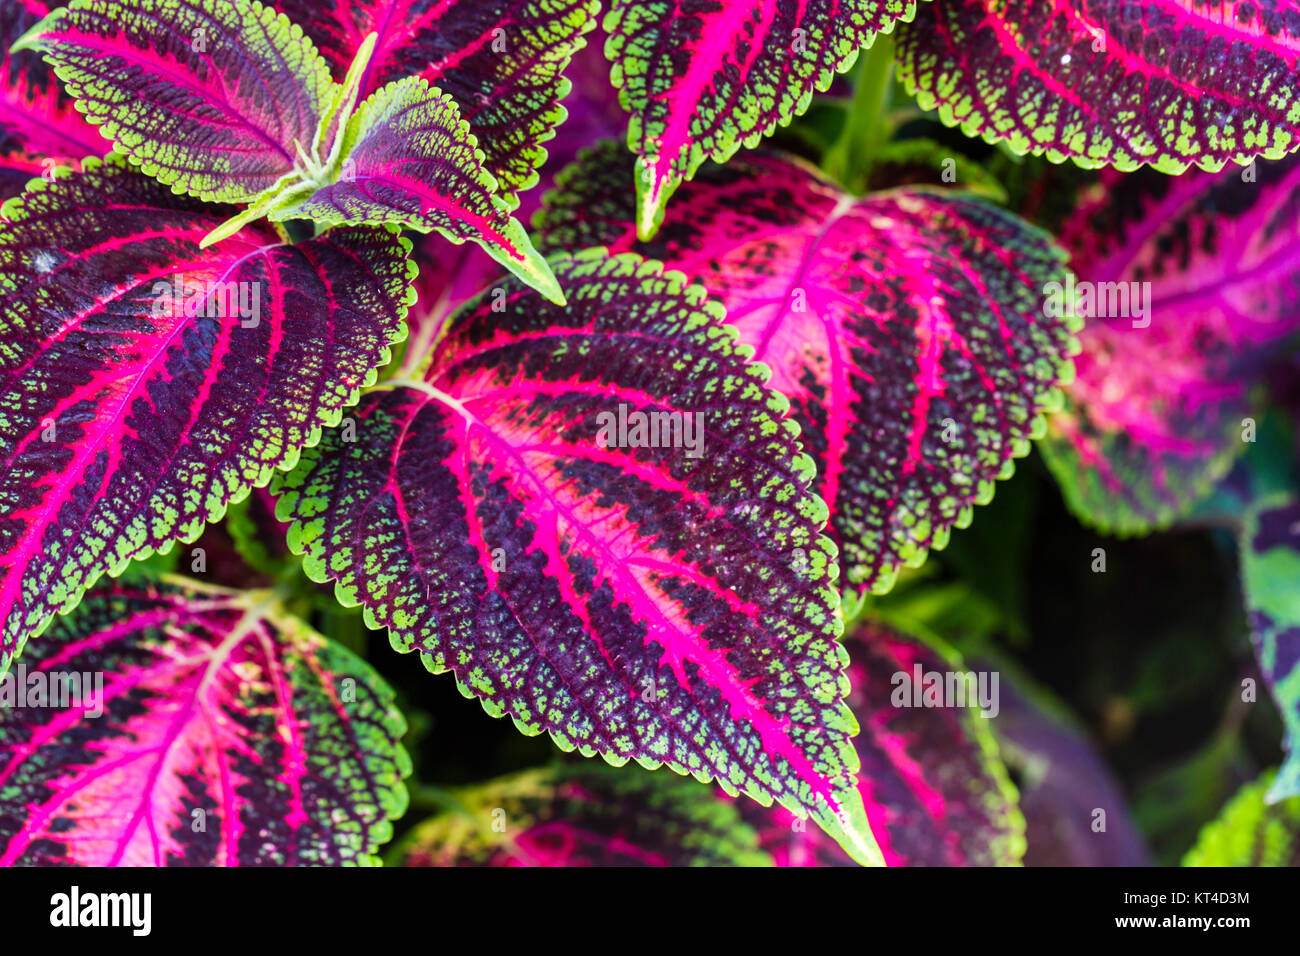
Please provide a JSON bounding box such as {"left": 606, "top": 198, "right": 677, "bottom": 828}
{"left": 11, "top": 0, "right": 565, "bottom": 297}
{"left": 1039, "top": 157, "right": 1300, "bottom": 533}
{"left": 1, "top": 0, "right": 1298, "bottom": 869}
{"left": 0, "top": 579, "right": 409, "bottom": 865}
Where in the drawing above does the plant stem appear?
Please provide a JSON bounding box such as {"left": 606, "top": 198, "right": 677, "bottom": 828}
{"left": 410, "top": 784, "right": 468, "bottom": 815}
{"left": 824, "top": 33, "right": 896, "bottom": 192}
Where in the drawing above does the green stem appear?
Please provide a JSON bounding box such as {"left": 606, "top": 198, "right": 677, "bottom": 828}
{"left": 410, "top": 784, "right": 469, "bottom": 815}
{"left": 824, "top": 33, "right": 896, "bottom": 192}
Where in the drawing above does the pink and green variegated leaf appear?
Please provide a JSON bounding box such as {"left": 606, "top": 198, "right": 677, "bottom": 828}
{"left": 897, "top": 0, "right": 1300, "bottom": 174}
{"left": 14, "top": 0, "right": 336, "bottom": 204}
{"left": 1184, "top": 770, "right": 1300, "bottom": 866}
{"left": 537, "top": 142, "right": 1078, "bottom": 596}
{"left": 0, "top": 0, "right": 104, "bottom": 199}
{"left": 273, "top": 0, "right": 599, "bottom": 210}
{"left": 0, "top": 154, "right": 415, "bottom": 673}
{"left": 392, "top": 765, "right": 770, "bottom": 866}
{"left": 1039, "top": 157, "right": 1300, "bottom": 533}
{"left": 270, "top": 76, "right": 563, "bottom": 304}
{"left": 604, "top": 0, "right": 919, "bottom": 237}
{"left": 273, "top": 249, "right": 882, "bottom": 865}
{"left": 1241, "top": 497, "right": 1300, "bottom": 803}
{"left": 733, "top": 621, "right": 1024, "bottom": 866}
{"left": 0, "top": 580, "right": 409, "bottom": 865}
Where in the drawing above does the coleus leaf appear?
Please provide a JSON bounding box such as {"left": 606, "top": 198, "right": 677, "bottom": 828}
{"left": 733, "top": 620, "right": 1024, "bottom": 866}
{"left": 1241, "top": 497, "right": 1300, "bottom": 803}
{"left": 538, "top": 142, "right": 1078, "bottom": 596}
{"left": 392, "top": 765, "right": 770, "bottom": 866}
{"left": 0, "top": 155, "right": 414, "bottom": 672}
{"left": 273, "top": 249, "right": 882, "bottom": 865}
{"left": 897, "top": 0, "right": 1300, "bottom": 174}
{"left": 1039, "top": 157, "right": 1300, "bottom": 533}
{"left": 0, "top": 0, "right": 104, "bottom": 199}
{"left": 14, "top": 0, "right": 338, "bottom": 204}
{"left": 273, "top": 0, "right": 600, "bottom": 210}
{"left": 1184, "top": 770, "right": 1300, "bottom": 866}
{"left": 268, "top": 76, "right": 563, "bottom": 304}
{"left": 604, "top": 0, "right": 920, "bottom": 237}
{"left": 0, "top": 579, "right": 409, "bottom": 865}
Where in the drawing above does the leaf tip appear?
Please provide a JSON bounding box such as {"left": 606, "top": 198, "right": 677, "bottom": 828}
{"left": 354, "top": 31, "right": 379, "bottom": 66}
{"left": 515, "top": 256, "right": 565, "bottom": 304}
{"left": 541, "top": 279, "right": 568, "bottom": 307}
{"left": 635, "top": 192, "right": 663, "bottom": 242}
{"left": 821, "top": 805, "right": 887, "bottom": 868}
{"left": 486, "top": 234, "right": 567, "bottom": 306}
{"left": 633, "top": 157, "right": 673, "bottom": 241}
{"left": 200, "top": 205, "right": 266, "bottom": 248}
{"left": 10, "top": 17, "right": 52, "bottom": 54}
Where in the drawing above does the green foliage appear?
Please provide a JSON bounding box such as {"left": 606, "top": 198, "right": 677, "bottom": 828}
{"left": 1185, "top": 770, "right": 1300, "bottom": 867}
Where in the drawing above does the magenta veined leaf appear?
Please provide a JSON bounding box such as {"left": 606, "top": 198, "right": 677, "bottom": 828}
{"left": 604, "top": 0, "right": 920, "bottom": 237}
{"left": 733, "top": 621, "right": 1024, "bottom": 866}
{"left": 1240, "top": 497, "right": 1300, "bottom": 803}
{"left": 273, "top": 0, "right": 600, "bottom": 210}
{"left": 392, "top": 765, "right": 770, "bottom": 866}
{"left": 0, "top": 0, "right": 104, "bottom": 199}
{"left": 1039, "top": 157, "right": 1300, "bottom": 533}
{"left": 0, "top": 154, "right": 415, "bottom": 673}
{"left": 538, "top": 142, "right": 1079, "bottom": 596}
{"left": 273, "top": 249, "right": 883, "bottom": 866}
{"left": 897, "top": 0, "right": 1300, "bottom": 174}
{"left": 0, "top": 580, "right": 410, "bottom": 865}
{"left": 13, "top": 0, "right": 337, "bottom": 204}
{"left": 269, "top": 76, "right": 564, "bottom": 304}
